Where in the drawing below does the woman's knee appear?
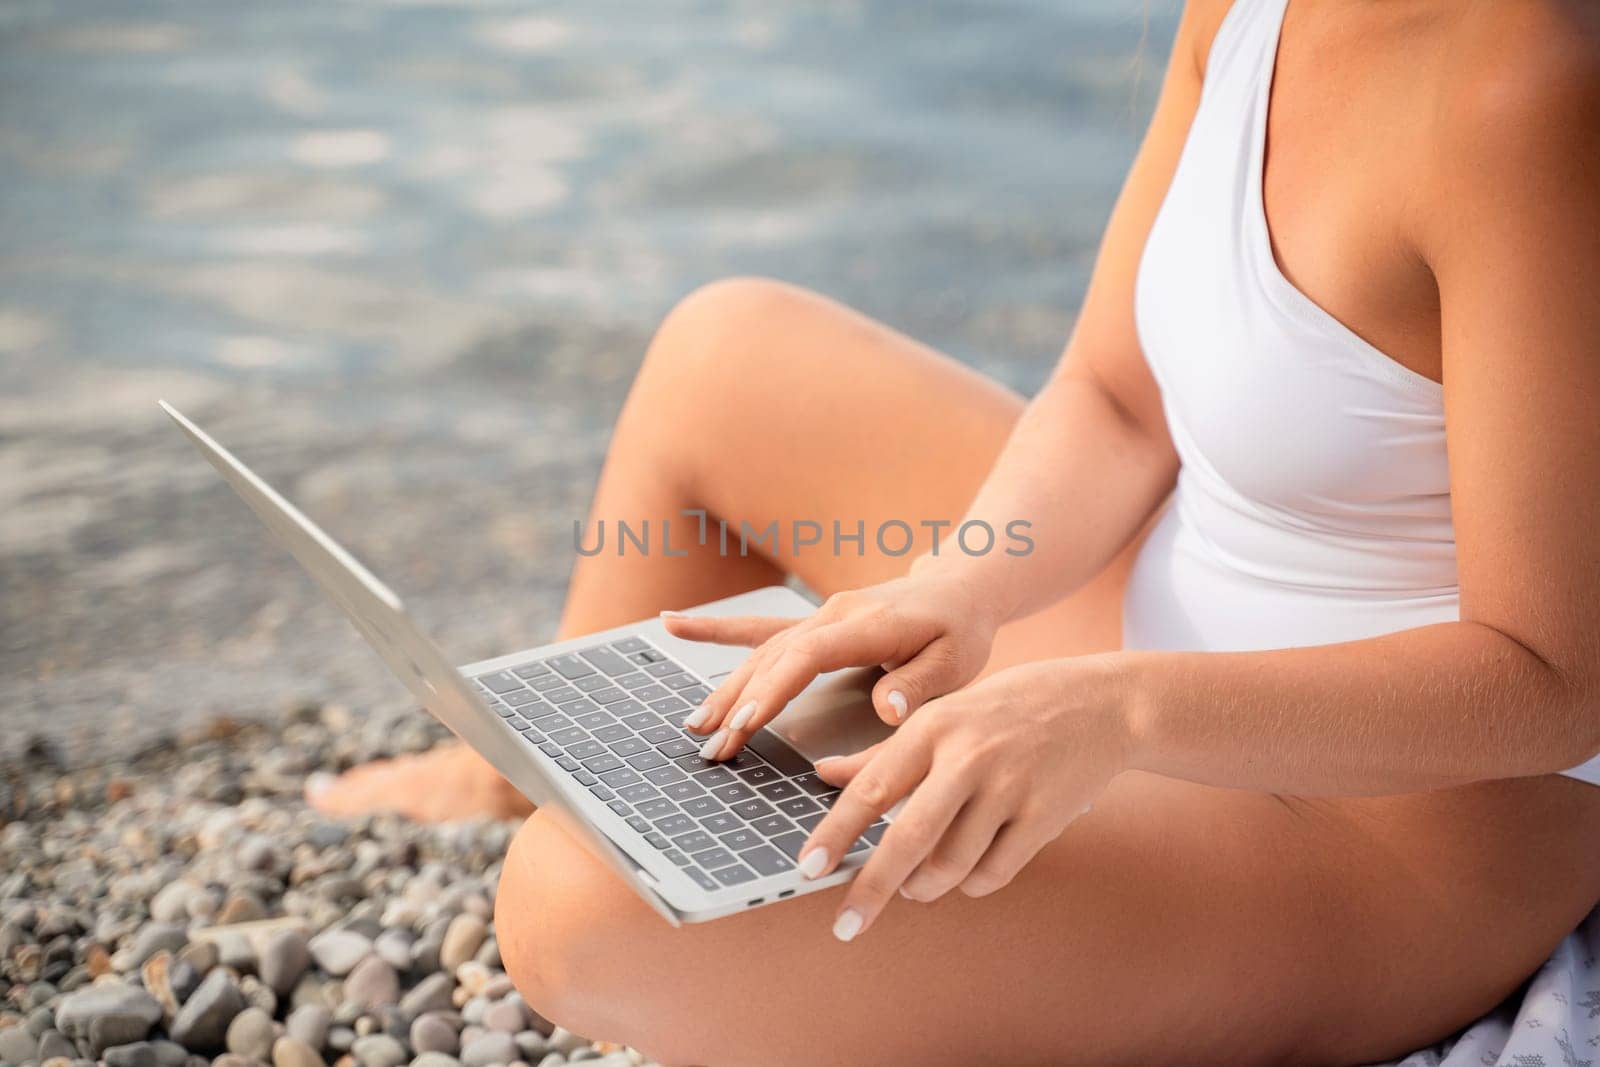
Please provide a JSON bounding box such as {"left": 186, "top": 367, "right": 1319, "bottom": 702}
{"left": 495, "top": 812, "right": 658, "bottom": 1044}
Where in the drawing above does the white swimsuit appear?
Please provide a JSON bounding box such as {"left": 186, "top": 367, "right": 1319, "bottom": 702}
{"left": 1122, "top": 0, "right": 1600, "bottom": 786}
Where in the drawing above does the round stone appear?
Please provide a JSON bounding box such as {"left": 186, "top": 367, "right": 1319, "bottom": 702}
{"left": 102, "top": 1042, "right": 160, "bottom": 1067}
{"left": 54, "top": 985, "right": 163, "bottom": 1054}
{"left": 270, "top": 1037, "right": 325, "bottom": 1067}
{"left": 340, "top": 957, "right": 398, "bottom": 1011}
{"left": 408, "top": 1014, "right": 458, "bottom": 1056}
{"left": 398, "top": 974, "right": 454, "bottom": 1019}
{"left": 371, "top": 931, "right": 411, "bottom": 973}
{"left": 459, "top": 1032, "right": 516, "bottom": 1067}
{"left": 225, "top": 1008, "right": 275, "bottom": 1061}
{"left": 411, "top": 1056, "right": 461, "bottom": 1067}
{"left": 148, "top": 884, "right": 196, "bottom": 926}
{"left": 284, "top": 1006, "right": 331, "bottom": 1051}
{"left": 349, "top": 1034, "right": 406, "bottom": 1067}
{"left": 308, "top": 931, "right": 372, "bottom": 978}
{"left": 480, "top": 1001, "right": 523, "bottom": 1035}
{"left": 168, "top": 970, "right": 245, "bottom": 1052}
{"left": 438, "top": 916, "right": 486, "bottom": 973}
{"left": 259, "top": 930, "right": 311, "bottom": 996}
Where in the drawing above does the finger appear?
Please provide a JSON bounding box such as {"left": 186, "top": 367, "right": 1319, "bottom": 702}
{"left": 660, "top": 612, "right": 797, "bottom": 648}
{"left": 958, "top": 819, "right": 1059, "bottom": 899}
{"left": 812, "top": 741, "right": 888, "bottom": 787}
{"left": 830, "top": 771, "right": 970, "bottom": 941}
{"left": 798, "top": 731, "right": 932, "bottom": 879}
{"left": 683, "top": 644, "right": 768, "bottom": 736}
{"left": 714, "top": 621, "right": 908, "bottom": 753}
{"left": 869, "top": 636, "right": 978, "bottom": 725}
{"left": 899, "top": 797, "right": 1009, "bottom": 902}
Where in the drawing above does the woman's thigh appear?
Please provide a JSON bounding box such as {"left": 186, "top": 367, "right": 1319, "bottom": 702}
{"left": 500, "top": 767, "right": 1600, "bottom": 1067}
{"left": 560, "top": 276, "right": 1133, "bottom": 656}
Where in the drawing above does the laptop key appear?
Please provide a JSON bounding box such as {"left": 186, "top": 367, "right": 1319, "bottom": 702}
{"left": 476, "top": 671, "right": 523, "bottom": 694}
{"left": 640, "top": 724, "right": 679, "bottom": 744}
{"left": 685, "top": 867, "right": 720, "bottom": 892}
{"left": 690, "top": 847, "right": 736, "bottom": 870}
{"left": 546, "top": 654, "right": 597, "bottom": 680}
{"left": 621, "top": 710, "right": 663, "bottom": 730}
{"left": 718, "top": 829, "right": 762, "bottom": 852}
{"left": 756, "top": 779, "right": 801, "bottom": 801}
{"left": 615, "top": 671, "right": 651, "bottom": 690}
{"left": 711, "top": 782, "right": 755, "bottom": 803}
{"left": 644, "top": 661, "right": 680, "bottom": 678}
{"left": 555, "top": 756, "right": 580, "bottom": 772}
{"left": 695, "top": 767, "right": 736, "bottom": 787}
{"left": 549, "top": 726, "right": 587, "bottom": 747}
{"left": 665, "top": 849, "right": 692, "bottom": 867}
{"left": 682, "top": 685, "right": 713, "bottom": 703}
{"left": 588, "top": 785, "right": 614, "bottom": 802}
{"left": 618, "top": 782, "right": 659, "bottom": 804}
{"left": 627, "top": 750, "right": 669, "bottom": 771}
{"left": 815, "top": 791, "right": 842, "bottom": 809}
{"left": 661, "top": 780, "right": 706, "bottom": 802}
{"left": 502, "top": 688, "right": 539, "bottom": 707}
{"left": 863, "top": 821, "right": 889, "bottom": 844}
{"left": 592, "top": 723, "right": 630, "bottom": 743}
{"left": 573, "top": 674, "right": 611, "bottom": 693}
{"left": 521, "top": 727, "right": 546, "bottom": 743}
{"left": 530, "top": 674, "right": 567, "bottom": 692}
{"left": 555, "top": 697, "right": 596, "bottom": 716}
{"left": 648, "top": 695, "right": 689, "bottom": 713}
{"left": 607, "top": 799, "right": 631, "bottom": 816}
{"left": 729, "top": 798, "right": 776, "bottom": 821}
{"left": 794, "top": 812, "right": 826, "bottom": 832}
{"left": 574, "top": 770, "right": 597, "bottom": 786}
{"left": 599, "top": 767, "right": 643, "bottom": 787}
{"left": 529, "top": 711, "right": 571, "bottom": 730}
{"left": 591, "top": 687, "right": 629, "bottom": 705}
{"left": 636, "top": 798, "right": 677, "bottom": 819}
{"left": 609, "top": 737, "right": 649, "bottom": 757}
{"left": 625, "top": 815, "right": 651, "bottom": 833}
{"left": 582, "top": 753, "right": 624, "bottom": 774}
{"left": 657, "top": 738, "right": 698, "bottom": 758}
{"left": 672, "top": 831, "right": 717, "bottom": 853}
{"left": 679, "top": 795, "right": 723, "bottom": 818}
{"left": 654, "top": 814, "right": 696, "bottom": 836}
{"left": 699, "top": 812, "right": 741, "bottom": 834}
{"left": 643, "top": 765, "right": 687, "bottom": 786}
{"left": 725, "top": 749, "right": 764, "bottom": 772}
{"left": 543, "top": 685, "right": 581, "bottom": 704}
{"left": 790, "top": 772, "right": 834, "bottom": 796}
{"left": 566, "top": 740, "right": 606, "bottom": 761}
{"left": 645, "top": 832, "right": 671, "bottom": 849}
{"left": 611, "top": 636, "right": 650, "bottom": 654}
{"left": 739, "top": 844, "right": 794, "bottom": 877}
{"left": 634, "top": 684, "right": 672, "bottom": 702}
{"left": 737, "top": 764, "right": 782, "bottom": 786}
{"left": 769, "top": 831, "right": 809, "bottom": 861}
{"left": 663, "top": 673, "right": 699, "bottom": 690}
{"left": 751, "top": 814, "right": 796, "bottom": 839}
{"left": 512, "top": 662, "right": 552, "bottom": 679}
{"left": 581, "top": 646, "right": 635, "bottom": 676}
{"left": 675, "top": 754, "right": 721, "bottom": 775}
{"left": 776, "top": 795, "right": 822, "bottom": 819}
{"left": 493, "top": 705, "right": 517, "bottom": 719}
{"left": 711, "top": 864, "right": 757, "bottom": 888}
{"left": 538, "top": 741, "right": 562, "bottom": 758}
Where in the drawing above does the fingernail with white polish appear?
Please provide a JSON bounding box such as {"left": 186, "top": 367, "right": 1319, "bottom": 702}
{"left": 798, "top": 848, "right": 829, "bottom": 879}
{"left": 699, "top": 729, "right": 728, "bottom": 760}
{"left": 832, "top": 908, "right": 864, "bottom": 943}
{"left": 730, "top": 700, "right": 758, "bottom": 731}
{"left": 683, "top": 705, "right": 711, "bottom": 730}
{"left": 659, "top": 609, "right": 686, "bottom": 619}
{"left": 886, "top": 690, "right": 908, "bottom": 722}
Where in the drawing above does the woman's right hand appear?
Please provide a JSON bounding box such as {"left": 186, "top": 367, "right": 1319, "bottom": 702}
{"left": 660, "top": 560, "right": 1010, "bottom": 760}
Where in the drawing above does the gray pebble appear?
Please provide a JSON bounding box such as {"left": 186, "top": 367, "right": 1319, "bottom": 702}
{"left": 213, "top": 931, "right": 257, "bottom": 974}
{"left": 511, "top": 1034, "right": 545, "bottom": 1061}
{"left": 127, "top": 924, "right": 189, "bottom": 969}
{"left": 259, "top": 930, "right": 310, "bottom": 996}
{"left": 213, "top": 1054, "right": 269, "bottom": 1067}
{"left": 459, "top": 1032, "right": 516, "bottom": 1067}
{"left": 178, "top": 942, "right": 219, "bottom": 975}
{"left": 342, "top": 957, "right": 399, "bottom": 1011}
{"left": 151, "top": 1041, "right": 191, "bottom": 1067}
{"left": 283, "top": 1006, "right": 331, "bottom": 1051}
{"left": 149, "top": 884, "right": 196, "bottom": 926}
{"left": 408, "top": 1015, "right": 457, "bottom": 1057}
{"left": 350, "top": 1034, "right": 406, "bottom": 1067}
{"left": 533, "top": 1055, "right": 565, "bottom": 1067}
{"left": 438, "top": 916, "right": 486, "bottom": 973}
{"left": 168, "top": 971, "right": 245, "bottom": 1052}
{"left": 0, "top": 1026, "right": 39, "bottom": 1064}
{"left": 326, "top": 1027, "right": 356, "bottom": 1054}
{"left": 480, "top": 1002, "right": 523, "bottom": 1035}
{"left": 411, "top": 1055, "right": 461, "bottom": 1067}
{"left": 460, "top": 998, "right": 487, "bottom": 1027}
{"left": 544, "top": 1031, "right": 586, "bottom": 1057}
{"left": 55, "top": 986, "right": 164, "bottom": 1054}
{"left": 269, "top": 1037, "right": 324, "bottom": 1067}
{"left": 37, "top": 1030, "right": 76, "bottom": 1062}
{"left": 224, "top": 1009, "right": 275, "bottom": 1061}
{"left": 372, "top": 931, "right": 412, "bottom": 972}
{"left": 308, "top": 931, "right": 371, "bottom": 977}
{"left": 397, "top": 974, "right": 454, "bottom": 1019}
{"left": 102, "top": 1042, "right": 160, "bottom": 1067}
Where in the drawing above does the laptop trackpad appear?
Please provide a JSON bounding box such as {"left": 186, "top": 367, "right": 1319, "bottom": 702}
{"left": 765, "top": 667, "right": 894, "bottom": 764}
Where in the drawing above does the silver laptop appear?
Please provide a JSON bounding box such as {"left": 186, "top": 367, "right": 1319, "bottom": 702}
{"left": 161, "top": 402, "right": 893, "bottom": 925}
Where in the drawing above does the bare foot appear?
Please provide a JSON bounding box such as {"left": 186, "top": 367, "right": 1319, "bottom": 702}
{"left": 306, "top": 742, "right": 534, "bottom": 822}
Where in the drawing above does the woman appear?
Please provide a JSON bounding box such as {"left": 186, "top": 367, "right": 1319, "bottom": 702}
{"left": 311, "top": 0, "right": 1600, "bottom": 1062}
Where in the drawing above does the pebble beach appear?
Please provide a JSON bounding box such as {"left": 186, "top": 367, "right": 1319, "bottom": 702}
{"left": 0, "top": 704, "right": 648, "bottom": 1067}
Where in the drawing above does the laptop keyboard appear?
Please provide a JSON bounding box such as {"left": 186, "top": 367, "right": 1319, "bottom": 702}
{"left": 473, "top": 636, "right": 888, "bottom": 893}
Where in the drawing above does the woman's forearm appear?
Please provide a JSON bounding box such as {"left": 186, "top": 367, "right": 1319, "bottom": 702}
{"left": 922, "top": 370, "right": 1176, "bottom": 624}
{"left": 1119, "top": 622, "right": 1600, "bottom": 796}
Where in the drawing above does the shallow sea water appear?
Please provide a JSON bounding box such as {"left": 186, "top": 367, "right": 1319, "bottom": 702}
{"left": 0, "top": 0, "right": 1175, "bottom": 762}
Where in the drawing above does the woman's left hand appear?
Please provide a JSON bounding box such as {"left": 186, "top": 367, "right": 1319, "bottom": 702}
{"left": 798, "top": 654, "right": 1137, "bottom": 941}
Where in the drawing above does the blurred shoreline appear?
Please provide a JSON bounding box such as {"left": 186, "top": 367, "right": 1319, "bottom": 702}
{"left": 0, "top": 0, "right": 1174, "bottom": 767}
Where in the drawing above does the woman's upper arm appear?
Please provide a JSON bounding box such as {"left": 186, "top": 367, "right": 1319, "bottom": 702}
{"left": 1428, "top": 15, "right": 1600, "bottom": 697}
{"left": 1053, "top": 0, "right": 1229, "bottom": 441}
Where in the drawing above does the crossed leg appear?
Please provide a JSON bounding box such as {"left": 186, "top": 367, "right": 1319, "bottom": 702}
{"left": 492, "top": 279, "right": 1600, "bottom": 1067}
